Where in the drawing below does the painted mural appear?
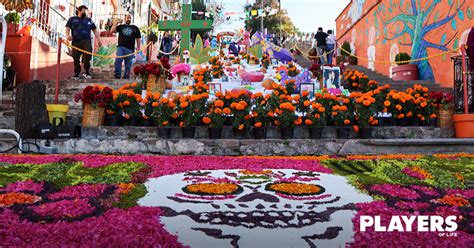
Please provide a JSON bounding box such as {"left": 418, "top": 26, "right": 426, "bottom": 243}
{"left": 336, "top": 0, "right": 474, "bottom": 86}
{"left": 337, "top": 0, "right": 381, "bottom": 34}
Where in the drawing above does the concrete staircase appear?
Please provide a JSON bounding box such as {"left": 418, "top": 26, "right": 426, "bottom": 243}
{"left": 346, "top": 65, "right": 453, "bottom": 93}
{"left": 0, "top": 66, "right": 138, "bottom": 130}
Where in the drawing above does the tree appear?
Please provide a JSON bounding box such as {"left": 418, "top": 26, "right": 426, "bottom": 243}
{"left": 244, "top": 0, "right": 299, "bottom": 36}
{"left": 380, "top": 0, "right": 468, "bottom": 81}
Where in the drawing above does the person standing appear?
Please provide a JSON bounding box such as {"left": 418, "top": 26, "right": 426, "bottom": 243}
{"left": 314, "top": 27, "right": 329, "bottom": 64}
{"left": 326, "top": 30, "right": 336, "bottom": 65}
{"left": 161, "top": 32, "right": 173, "bottom": 59}
{"left": 111, "top": 14, "right": 141, "bottom": 79}
{"left": 65, "top": 5, "right": 102, "bottom": 79}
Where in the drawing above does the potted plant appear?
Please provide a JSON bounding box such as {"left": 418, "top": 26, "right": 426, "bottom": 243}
{"left": 74, "top": 85, "right": 113, "bottom": 127}
{"left": 209, "top": 56, "right": 224, "bottom": 79}
{"left": 251, "top": 92, "right": 270, "bottom": 139}
{"left": 261, "top": 53, "right": 270, "bottom": 69}
{"left": 275, "top": 101, "right": 299, "bottom": 139}
{"left": 5, "top": 12, "right": 20, "bottom": 36}
{"left": 152, "top": 96, "right": 176, "bottom": 139}
{"left": 333, "top": 104, "right": 353, "bottom": 139}
{"left": 392, "top": 53, "right": 418, "bottom": 80}
{"left": 429, "top": 90, "right": 454, "bottom": 127}
{"left": 141, "top": 92, "right": 159, "bottom": 126}
{"left": 105, "top": 90, "right": 126, "bottom": 126}
{"left": 177, "top": 93, "right": 208, "bottom": 138}
{"left": 203, "top": 99, "right": 226, "bottom": 139}
{"left": 230, "top": 91, "right": 252, "bottom": 139}
{"left": 306, "top": 102, "right": 326, "bottom": 139}
{"left": 353, "top": 93, "right": 378, "bottom": 139}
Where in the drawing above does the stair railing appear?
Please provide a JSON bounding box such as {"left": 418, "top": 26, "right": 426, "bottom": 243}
{"left": 28, "top": 0, "right": 68, "bottom": 51}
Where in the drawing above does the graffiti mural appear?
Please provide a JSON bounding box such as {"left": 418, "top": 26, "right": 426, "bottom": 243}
{"left": 337, "top": 0, "right": 473, "bottom": 86}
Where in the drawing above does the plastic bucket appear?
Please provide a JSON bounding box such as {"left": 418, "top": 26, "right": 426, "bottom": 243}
{"left": 46, "top": 104, "right": 69, "bottom": 126}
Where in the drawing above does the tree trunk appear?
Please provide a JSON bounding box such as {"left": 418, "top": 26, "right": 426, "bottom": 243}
{"left": 15, "top": 81, "right": 49, "bottom": 138}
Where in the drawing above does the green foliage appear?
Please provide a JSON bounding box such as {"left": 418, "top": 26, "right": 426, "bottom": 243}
{"left": 395, "top": 53, "right": 411, "bottom": 65}
{"left": 247, "top": 45, "right": 263, "bottom": 59}
{"left": 0, "top": 162, "right": 146, "bottom": 188}
{"left": 189, "top": 34, "right": 212, "bottom": 64}
{"left": 5, "top": 12, "right": 20, "bottom": 24}
{"left": 113, "top": 184, "right": 148, "bottom": 208}
{"left": 341, "top": 41, "right": 352, "bottom": 56}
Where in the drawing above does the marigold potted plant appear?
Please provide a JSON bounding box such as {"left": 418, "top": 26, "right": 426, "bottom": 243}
{"left": 177, "top": 93, "right": 209, "bottom": 138}
{"left": 392, "top": 53, "right": 419, "bottom": 80}
{"left": 353, "top": 93, "right": 378, "bottom": 139}
{"left": 209, "top": 56, "right": 224, "bottom": 79}
{"left": 152, "top": 96, "right": 177, "bottom": 139}
{"left": 75, "top": 85, "right": 113, "bottom": 127}
{"left": 306, "top": 101, "right": 327, "bottom": 139}
{"left": 120, "top": 90, "right": 142, "bottom": 126}
{"left": 251, "top": 92, "right": 270, "bottom": 139}
{"left": 275, "top": 101, "right": 299, "bottom": 139}
{"left": 261, "top": 54, "right": 270, "bottom": 69}
{"left": 141, "top": 92, "right": 160, "bottom": 126}
{"left": 230, "top": 93, "right": 252, "bottom": 139}
{"left": 203, "top": 99, "right": 226, "bottom": 139}
{"left": 105, "top": 90, "right": 126, "bottom": 126}
{"left": 333, "top": 104, "right": 353, "bottom": 139}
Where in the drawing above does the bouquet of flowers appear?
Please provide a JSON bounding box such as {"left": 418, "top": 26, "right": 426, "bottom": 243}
{"left": 171, "top": 63, "right": 191, "bottom": 82}
{"left": 209, "top": 56, "right": 224, "bottom": 79}
{"left": 75, "top": 85, "right": 113, "bottom": 108}
{"left": 429, "top": 91, "right": 454, "bottom": 110}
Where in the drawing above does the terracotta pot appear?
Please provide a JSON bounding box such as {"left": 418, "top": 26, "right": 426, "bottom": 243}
{"left": 438, "top": 107, "right": 454, "bottom": 127}
{"left": 392, "top": 64, "right": 419, "bottom": 81}
{"left": 453, "top": 114, "right": 474, "bottom": 138}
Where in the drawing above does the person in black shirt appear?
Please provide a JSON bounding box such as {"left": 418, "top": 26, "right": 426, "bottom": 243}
{"left": 111, "top": 14, "right": 141, "bottom": 79}
{"left": 314, "top": 27, "right": 329, "bottom": 64}
{"left": 65, "top": 5, "right": 102, "bottom": 79}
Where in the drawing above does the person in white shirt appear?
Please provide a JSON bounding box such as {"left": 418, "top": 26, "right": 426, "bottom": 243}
{"left": 326, "top": 30, "right": 336, "bottom": 65}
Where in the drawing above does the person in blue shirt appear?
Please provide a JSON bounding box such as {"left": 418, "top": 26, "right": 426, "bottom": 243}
{"left": 65, "top": 5, "right": 102, "bottom": 79}
{"left": 110, "top": 14, "right": 141, "bottom": 79}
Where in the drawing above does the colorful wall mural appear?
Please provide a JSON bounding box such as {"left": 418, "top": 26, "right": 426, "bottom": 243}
{"left": 336, "top": 0, "right": 474, "bottom": 86}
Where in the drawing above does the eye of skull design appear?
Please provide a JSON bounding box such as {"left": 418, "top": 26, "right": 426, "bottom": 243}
{"left": 138, "top": 169, "right": 372, "bottom": 247}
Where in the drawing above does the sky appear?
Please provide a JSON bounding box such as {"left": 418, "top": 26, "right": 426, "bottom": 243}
{"left": 215, "top": 0, "right": 351, "bottom": 34}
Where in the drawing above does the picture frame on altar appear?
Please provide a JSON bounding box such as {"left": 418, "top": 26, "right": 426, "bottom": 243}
{"left": 222, "top": 76, "right": 229, "bottom": 82}
{"left": 271, "top": 58, "right": 278, "bottom": 66}
{"left": 209, "top": 83, "right": 222, "bottom": 95}
{"left": 299, "top": 83, "right": 315, "bottom": 99}
{"left": 322, "top": 66, "right": 341, "bottom": 89}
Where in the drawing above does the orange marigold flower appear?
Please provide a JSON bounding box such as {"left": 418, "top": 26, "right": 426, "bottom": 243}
{"left": 223, "top": 108, "right": 232, "bottom": 115}
{"left": 180, "top": 102, "right": 189, "bottom": 108}
{"left": 305, "top": 119, "right": 313, "bottom": 126}
{"left": 353, "top": 125, "right": 360, "bottom": 133}
{"left": 254, "top": 122, "right": 263, "bottom": 128}
{"left": 384, "top": 100, "right": 391, "bottom": 107}
{"left": 344, "top": 119, "right": 351, "bottom": 125}
{"left": 202, "top": 117, "right": 212, "bottom": 125}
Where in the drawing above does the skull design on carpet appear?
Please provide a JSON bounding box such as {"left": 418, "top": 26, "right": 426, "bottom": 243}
{"left": 138, "top": 170, "right": 372, "bottom": 247}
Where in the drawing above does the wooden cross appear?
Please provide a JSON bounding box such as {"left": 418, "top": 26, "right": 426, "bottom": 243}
{"left": 158, "top": 4, "right": 213, "bottom": 59}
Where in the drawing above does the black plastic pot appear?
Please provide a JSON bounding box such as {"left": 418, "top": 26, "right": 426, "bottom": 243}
{"left": 387, "top": 117, "right": 397, "bottom": 126}
{"left": 208, "top": 127, "right": 222, "bottom": 139}
{"left": 125, "top": 117, "right": 140, "bottom": 126}
{"left": 429, "top": 118, "right": 437, "bottom": 127}
{"left": 413, "top": 118, "right": 423, "bottom": 126}
{"left": 309, "top": 127, "right": 322, "bottom": 139}
{"left": 158, "top": 127, "right": 172, "bottom": 139}
{"left": 337, "top": 127, "right": 351, "bottom": 139}
{"left": 182, "top": 127, "right": 196, "bottom": 139}
{"left": 397, "top": 117, "right": 412, "bottom": 127}
{"left": 233, "top": 127, "right": 248, "bottom": 139}
{"left": 105, "top": 115, "right": 123, "bottom": 126}
{"left": 253, "top": 127, "right": 267, "bottom": 139}
{"left": 359, "top": 127, "right": 373, "bottom": 139}
{"left": 141, "top": 119, "right": 156, "bottom": 127}
{"left": 224, "top": 117, "right": 233, "bottom": 126}
{"left": 280, "top": 127, "right": 294, "bottom": 139}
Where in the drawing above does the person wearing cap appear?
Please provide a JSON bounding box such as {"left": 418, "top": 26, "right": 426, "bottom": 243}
{"left": 65, "top": 5, "right": 102, "bottom": 79}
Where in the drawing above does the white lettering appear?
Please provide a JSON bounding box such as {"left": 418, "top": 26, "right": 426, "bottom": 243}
{"left": 430, "top": 216, "right": 444, "bottom": 232}
{"left": 418, "top": 216, "right": 429, "bottom": 232}
{"left": 387, "top": 216, "right": 404, "bottom": 232}
{"left": 401, "top": 216, "right": 416, "bottom": 232}
{"left": 374, "top": 216, "right": 386, "bottom": 232}
{"left": 445, "top": 216, "right": 458, "bottom": 232}
{"left": 360, "top": 216, "right": 374, "bottom": 232}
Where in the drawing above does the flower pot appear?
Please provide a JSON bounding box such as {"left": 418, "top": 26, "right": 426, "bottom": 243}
{"left": 105, "top": 115, "right": 123, "bottom": 126}
{"left": 147, "top": 75, "right": 166, "bottom": 94}
{"left": 124, "top": 117, "right": 140, "bottom": 126}
{"left": 453, "top": 114, "right": 474, "bottom": 138}
{"left": 429, "top": 118, "right": 437, "bottom": 127}
{"left": 280, "top": 127, "right": 294, "bottom": 139}
{"left": 438, "top": 108, "right": 454, "bottom": 128}
{"left": 253, "top": 127, "right": 267, "bottom": 139}
{"left": 358, "top": 127, "right": 373, "bottom": 139}
{"left": 392, "top": 64, "right": 419, "bottom": 81}
{"left": 82, "top": 104, "right": 105, "bottom": 127}
{"left": 182, "top": 127, "right": 196, "bottom": 139}
{"left": 397, "top": 117, "right": 410, "bottom": 127}
{"left": 208, "top": 127, "right": 222, "bottom": 139}
{"left": 224, "top": 117, "right": 233, "bottom": 126}
{"left": 46, "top": 104, "right": 69, "bottom": 126}
{"left": 233, "top": 127, "right": 248, "bottom": 139}
{"left": 337, "top": 127, "right": 351, "bottom": 139}
{"left": 158, "top": 127, "right": 172, "bottom": 139}
{"left": 413, "top": 118, "right": 422, "bottom": 127}
{"left": 141, "top": 119, "right": 154, "bottom": 127}
{"left": 309, "top": 127, "right": 322, "bottom": 139}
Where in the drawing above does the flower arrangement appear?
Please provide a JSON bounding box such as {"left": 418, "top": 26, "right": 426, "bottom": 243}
{"left": 306, "top": 101, "right": 327, "bottom": 127}
{"left": 230, "top": 90, "right": 252, "bottom": 130}
{"left": 261, "top": 54, "right": 270, "bottom": 69}
{"left": 351, "top": 91, "right": 378, "bottom": 127}
{"left": 275, "top": 101, "right": 299, "bottom": 128}
{"left": 203, "top": 99, "right": 226, "bottom": 128}
{"left": 151, "top": 96, "right": 176, "bottom": 127}
{"left": 332, "top": 104, "right": 353, "bottom": 127}
{"left": 75, "top": 85, "right": 113, "bottom": 108}
{"left": 251, "top": 92, "right": 271, "bottom": 128}
{"left": 176, "top": 93, "right": 209, "bottom": 127}
{"left": 192, "top": 67, "right": 212, "bottom": 94}
{"left": 117, "top": 85, "right": 143, "bottom": 120}
{"left": 209, "top": 56, "right": 224, "bottom": 79}
{"left": 343, "top": 69, "right": 370, "bottom": 92}
{"left": 429, "top": 91, "right": 454, "bottom": 110}
{"left": 286, "top": 62, "right": 300, "bottom": 77}
{"left": 249, "top": 55, "right": 260, "bottom": 65}
{"left": 171, "top": 63, "right": 191, "bottom": 78}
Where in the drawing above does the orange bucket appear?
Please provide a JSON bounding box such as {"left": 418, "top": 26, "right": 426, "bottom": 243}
{"left": 453, "top": 114, "right": 474, "bottom": 138}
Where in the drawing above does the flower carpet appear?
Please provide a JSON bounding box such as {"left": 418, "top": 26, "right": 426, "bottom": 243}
{"left": 0, "top": 154, "right": 473, "bottom": 247}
